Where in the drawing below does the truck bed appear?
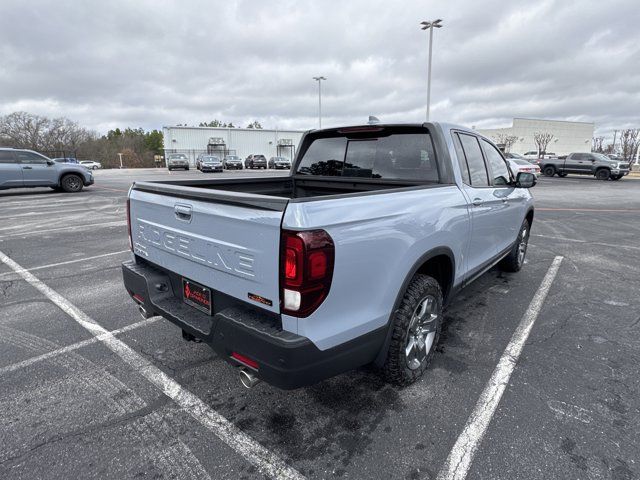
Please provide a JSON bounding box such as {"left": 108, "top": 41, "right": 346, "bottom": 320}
{"left": 132, "top": 176, "right": 432, "bottom": 211}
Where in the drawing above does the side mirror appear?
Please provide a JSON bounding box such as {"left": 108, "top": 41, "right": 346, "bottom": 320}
{"left": 46, "top": 160, "right": 55, "bottom": 166}
{"left": 515, "top": 172, "right": 536, "bottom": 188}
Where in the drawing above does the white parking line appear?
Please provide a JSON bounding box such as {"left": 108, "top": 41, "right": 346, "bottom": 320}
{"left": 0, "top": 220, "right": 126, "bottom": 239}
{"left": 436, "top": 256, "right": 563, "bottom": 480}
{"left": 532, "top": 234, "right": 640, "bottom": 251}
{"left": 0, "top": 317, "right": 159, "bottom": 375}
{"left": 0, "top": 249, "right": 305, "bottom": 480}
{"left": 0, "top": 250, "right": 129, "bottom": 279}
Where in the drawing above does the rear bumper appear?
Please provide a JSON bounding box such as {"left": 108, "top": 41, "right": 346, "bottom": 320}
{"left": 122, "top": 259, "right": 385, "bottom": 389}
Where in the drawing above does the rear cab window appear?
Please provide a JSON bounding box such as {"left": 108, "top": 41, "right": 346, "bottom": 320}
{"left": 296, "top": 127, "right": 439, "bottom": 182}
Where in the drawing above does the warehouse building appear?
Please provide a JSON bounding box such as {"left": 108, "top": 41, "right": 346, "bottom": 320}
{"left": 476, "top": 118, "right": 594, "bottom": 156}
{"left": 162, "top": 126, "right": 306, "bottom": 166}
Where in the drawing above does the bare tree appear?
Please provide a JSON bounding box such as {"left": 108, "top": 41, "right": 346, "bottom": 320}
{"left": 495, "top": 133, "right": 519, "bottom": 153}
{"left": 533, "top": 132, "right": 555, "bottom": 158}
{"left": 618, "top": 129, "right": 640, "bottom": 163}
{"left": 591, "top": 136, "right": 605, "bottom": 153}
{"left": 0, "top": 111, "right": 94, "bottom": 152}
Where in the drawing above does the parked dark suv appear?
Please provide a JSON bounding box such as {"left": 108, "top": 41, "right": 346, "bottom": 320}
{"left": 0, "top": 148, "right": 94, "bottom": 192}
{"left": 244, "top": 154, "right": 267, "bottom": 169}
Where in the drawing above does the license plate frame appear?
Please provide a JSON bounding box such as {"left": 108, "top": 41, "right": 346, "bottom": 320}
{"left": 182, "top": 278, "right": 212, "bottom": 315}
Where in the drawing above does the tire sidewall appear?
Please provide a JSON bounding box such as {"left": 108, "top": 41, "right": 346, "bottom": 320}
{"left": 383, "top": 275, "right": 443, "bottom": 385}
{"left": 61, "top": 174, "right": 83, "bottom": 193}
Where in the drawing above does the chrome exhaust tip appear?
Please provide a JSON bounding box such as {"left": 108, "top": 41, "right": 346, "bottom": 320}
{"left": 138, "top": 304, "right": 152, "bottom": 319}
{"left": 239, "top": 368, "right": 261, "bottom": 389}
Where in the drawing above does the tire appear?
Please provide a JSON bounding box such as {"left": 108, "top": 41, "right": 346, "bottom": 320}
{"left": 381, "top": 274, "right": 443, "bottom": 386}
{"left": 543, "top": 166, "right": 556, "bottom": 177}
{"left": 92, "top": 166, "right": 98, "bottom": 170}
{"left": 558, "top": 173, "right": 567, "bottom": 178}
{"left": 60, "top": 174, "right": 84, "bottom": 193}
{"left": 185, "top": 167, "right": 189, "bottom": 171}
{"left": 500, "top": 219, "right": 530, "bottom": 272}
{"left": 595, "top": 169, "right": 610, "bottom": 181}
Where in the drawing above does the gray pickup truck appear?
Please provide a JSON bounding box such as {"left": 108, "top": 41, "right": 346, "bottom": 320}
{"left": 540, "top": 152, "right": 630, "bottom": 180}
{"left": 122, "top": 123, "right": 536, "bottom": 389}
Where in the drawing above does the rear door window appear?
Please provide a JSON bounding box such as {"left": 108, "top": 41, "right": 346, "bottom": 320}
{"left": 0, "top": 151, "right": 17, "bottom": 164}
{"left": 457, "top": 133, "right": 489, "bottom": 187}
{"left": 296, "top": 129, "right": 439, "bottom": 182}
{"left": 481, "top": 140, "right": 511, "bottom": 186}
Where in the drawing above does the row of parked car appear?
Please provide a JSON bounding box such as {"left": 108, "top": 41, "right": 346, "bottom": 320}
{"left": 166, "top": 153, "right": 292, "bottom": 172}
{"left": 505, "top": 152, "right": 631, "bottom": 180}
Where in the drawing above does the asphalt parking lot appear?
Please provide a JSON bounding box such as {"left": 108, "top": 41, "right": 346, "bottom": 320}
{"left": 1, "top": 168, "right": 639, "bottom": 480}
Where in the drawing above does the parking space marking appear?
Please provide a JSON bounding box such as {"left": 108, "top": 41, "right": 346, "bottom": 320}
{"left": 0, "top": 220, "right": 126, "bottom": 239}
{"left": 0, "top": 249, "right": 305, "bottom": 480}
{"left": 0, "top": 317, "right": 159, "bottom": 375}
{"left": 0, "top": 250, "right": 129, "bottom": 279}
{"left": 532, "top": 234, "right": 640, "bottom": 251}
{"left": 537, "top": 207, "right": 640, "bottom": 213}
{"left": 436, "top": 256, "right": 563, "bottom": 480}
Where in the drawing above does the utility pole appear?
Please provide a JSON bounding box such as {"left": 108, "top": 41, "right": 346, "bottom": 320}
{"left": 420, "top": 19, "right": 443, "bottom": 121}
{"left": 118, "top": 153, "right": 123, "bottom": 169}
{"left": 313, "top": 76, "right": 326, "bottom": 128}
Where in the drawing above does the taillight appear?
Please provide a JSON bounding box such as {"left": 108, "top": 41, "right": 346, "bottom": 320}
{"left": 126, "top": 197, "right": 133, "bottom": 251}
{"left": 280, "top": 229, "right": 334, "bottom": 317}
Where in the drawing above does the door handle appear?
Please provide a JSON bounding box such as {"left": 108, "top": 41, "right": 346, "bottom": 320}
{"left": 22, "top": 166, "right": 32, "bottom": 170}
{"left": 472, "top": 198, "right": 483, "bottom": 207}
{"left": 501, "top": 198, "right": 508, "bottom": 203}
{"left": 174, "top": 204, "right": 192, "bottom": 222}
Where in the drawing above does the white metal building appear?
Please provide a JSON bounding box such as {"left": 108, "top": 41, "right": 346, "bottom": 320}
{"left": 162, "top": 126, "right": 306, "bottom": 166}
{"left": 476, "top": 118, "right": 594, "bottom": 156}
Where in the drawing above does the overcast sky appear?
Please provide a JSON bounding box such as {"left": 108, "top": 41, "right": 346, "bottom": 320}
{"left": 1, "top": 0, "right": 638, "bottom": 138}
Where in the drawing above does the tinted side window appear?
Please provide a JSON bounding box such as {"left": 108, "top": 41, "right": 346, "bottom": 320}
{"left": 452, "top": 134, "right": 471, "bottom": 185}
{"left": 0, "top": 151, "right": 16, "bottom": 164}
{"left": 16, "top": 151, "right": 47, "bottom": 164}
{"left": 458, "top": 134, "right": 489, "bottom": 187}
{"left": 482, "top": 140, "right": 510, "bottom": 186}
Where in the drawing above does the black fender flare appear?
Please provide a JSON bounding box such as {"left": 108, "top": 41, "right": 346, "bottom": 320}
{"left": 373, "top": 246, "right": 456, "bottom": 367}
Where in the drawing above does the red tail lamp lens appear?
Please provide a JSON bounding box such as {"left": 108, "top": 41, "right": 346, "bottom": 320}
{"left": 280, "top": 229, "right": 334, "bottom": 317}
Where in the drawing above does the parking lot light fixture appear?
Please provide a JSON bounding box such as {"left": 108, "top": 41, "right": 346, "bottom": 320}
{"left": 313, "top": 76, "right": 326, "bottom": 129}
{"left": 420, "top": 19, "right": 443, "bottom": 121}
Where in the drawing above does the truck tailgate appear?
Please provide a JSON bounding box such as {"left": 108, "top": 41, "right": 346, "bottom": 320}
{"left": 129, "top": 187, "right": 285, "bottom": 314}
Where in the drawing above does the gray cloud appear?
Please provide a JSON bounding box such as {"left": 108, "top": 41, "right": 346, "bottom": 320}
{"left": 0, "top": 0, "right": 638, "bottom": 139}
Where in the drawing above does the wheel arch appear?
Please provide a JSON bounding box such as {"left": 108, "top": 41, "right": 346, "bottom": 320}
{"left": 373, "top": 246, "right": 456, "bottom": 367}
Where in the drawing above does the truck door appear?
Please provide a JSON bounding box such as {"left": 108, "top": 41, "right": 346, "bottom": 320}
{"left": 0, "top": 150, "right": 23, "bottom": 188}
{"left": 564, "top": 153, "right": 586, "bottom": 173}
{"left": 480, "top": 139, "right": 525, "bottom": 254}
{"left": 453, "top": 132, "right": 504, "bottom": 276}
{"left": 16, "top": 151, "right": 58, "bottom": 186}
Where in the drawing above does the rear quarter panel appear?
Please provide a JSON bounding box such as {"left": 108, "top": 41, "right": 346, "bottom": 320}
{"left": 282, "top": 185, "right": 471, "bottom": 350}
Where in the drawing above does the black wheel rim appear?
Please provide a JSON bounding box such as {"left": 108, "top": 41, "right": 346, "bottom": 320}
{"left": 64, "top": 176, "right": 81, "bottom": 191}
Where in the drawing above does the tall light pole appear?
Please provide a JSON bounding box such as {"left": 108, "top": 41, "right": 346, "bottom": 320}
{"left": 313, "top": 76, "right": 326, "bottom": 128}
{"left": 420, "top": 19, "right": 443, "bottom": 121}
